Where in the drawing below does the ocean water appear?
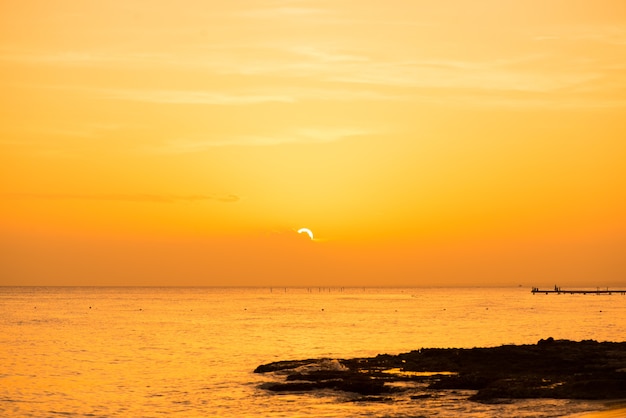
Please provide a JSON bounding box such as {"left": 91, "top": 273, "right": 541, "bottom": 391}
{"left": 1, "top": 286, "right": 625, "bottom": 417}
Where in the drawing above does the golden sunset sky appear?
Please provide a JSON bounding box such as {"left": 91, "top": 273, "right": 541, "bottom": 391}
{"left": 1, "top": 1, "right": 625, "bottom": 286}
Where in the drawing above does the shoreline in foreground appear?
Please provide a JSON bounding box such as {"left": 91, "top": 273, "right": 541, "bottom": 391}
{"left": 568, "top": 401, "right": 626, "bottom": 417}
{"left": 255, "top": 339, "right": 626, "bottom": 403}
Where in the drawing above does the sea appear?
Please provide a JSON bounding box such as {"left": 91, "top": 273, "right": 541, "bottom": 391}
{"left": 1, "top": 286, "right": 625, "bottom": 417}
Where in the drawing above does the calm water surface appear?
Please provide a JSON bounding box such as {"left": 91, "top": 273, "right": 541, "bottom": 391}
{"left": 1, "top": 287, "right": 625, "bottom": 417}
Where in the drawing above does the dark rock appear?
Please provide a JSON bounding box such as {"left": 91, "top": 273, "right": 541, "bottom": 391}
{"left": 538, "top": 337, "right": 555, "bottom": 346}
{"left": 351, "top": 396, "right": 393, "bottom": 403}
{"left": 286, "top": 370, "right": 351, "bottom": 382}
{"left": 428, "top": 374, "right": 494, "bottom": 390}
{"left": 263, "top": 373, "right": 391, "bottom": 395}
{"left": 255, "top": 339, "right": 626, "bottom": 402}
{"left": 253, "top": 359, "right": 321, "bottom": 373}
{"left": 262, "top": 381, "right": 329, "bottom": 392}
{"left": 410, "top": 393, "right": 432, "bottom": 399}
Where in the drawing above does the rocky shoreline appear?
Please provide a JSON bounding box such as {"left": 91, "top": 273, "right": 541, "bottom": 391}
{"left": 255, "top": 339, "right": 626, "bottom": 402}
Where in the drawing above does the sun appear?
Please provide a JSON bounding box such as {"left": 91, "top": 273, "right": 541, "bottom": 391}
{"left": 297, "top": 228, "right": 314, "bottom": 240}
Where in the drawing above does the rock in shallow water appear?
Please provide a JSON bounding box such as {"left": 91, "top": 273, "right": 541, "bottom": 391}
{"left": 255, "top": 339, "right": 626, "bottom": 401}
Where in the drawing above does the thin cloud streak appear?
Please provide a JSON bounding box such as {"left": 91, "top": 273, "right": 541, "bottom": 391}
{"left": 3, "top": 44, "right": 605, "bottom": 94}
{"left": 533, "top": 25, "right": 626, "bottom": 45}
{"left": 103, "top": 89, "right": 295, "bottom": 105}
{"left": 2, "top": 10, "right": 624, "bottom": 112}
{"left": 101, "top": 87, "right": 399, "bottom": 105}
{"left": 1, "top": 193, "right": 240, "bottom": 203}
{"left": 151, "top": 127, "right": 375, "bottom": 153}
{"left": 0, "top": 48, "right": 170, "bottom": 67}
{"left": 32, "top": 84, "right": 400, "bottom": 105}
{"left": 237, "top": 7, "right": 329, "bottom": 19}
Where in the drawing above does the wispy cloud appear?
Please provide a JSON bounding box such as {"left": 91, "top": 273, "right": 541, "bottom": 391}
{"left": 3, "top": 12, "right": 624, "bottom": 112}
{"left": 5, "top": 48, "right": 624, "bottom": 110}
{"left": 288, "top": 45, "right": 369, "bottom": 64}
{"left": 150, "top": 127, "right": 375, "bottom": 153}
{"left": 1, "top": 193, "right": 240, "bottom": 203}
{"left": 533, "top": 25, "right": 626, "bottom": 46}
{"left": 2, "top": 41, "right": 611, "bottom": 98}
{"left": 106, "top": 86, "right": 402, "bottom": 104}
{"left": 16, "top": 123, "right": 124, "bottom": 139}
{"left": 6, "top": 44, "right": 525, "bottom": 93}
{"left": 412, "top": 91, "right": 626, "bottom": 110}
{"left": 34, "top": 84, "right": 400, "bottom": 105}
{"left": 103, "top": 89, "right": 295, "bottom": 105}
{"left": 238, "top": 7, "right": 329, "bottom": 19}
{"left": 0, "top": 47, "right": 170, "bottom": 67}
{"left": 325, "top": 57, "right": 605, "bottom": 93}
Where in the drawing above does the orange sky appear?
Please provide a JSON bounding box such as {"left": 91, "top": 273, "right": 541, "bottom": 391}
{"left": 1, "top": 1, "right": 625, "bottom": 287}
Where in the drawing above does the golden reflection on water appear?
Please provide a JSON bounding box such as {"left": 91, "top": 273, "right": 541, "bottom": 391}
{"left": 382, "top": 368, "right": 458, "bottom": 377}
{"left": 2, "top": 287, "right": 625, "bottom": 417}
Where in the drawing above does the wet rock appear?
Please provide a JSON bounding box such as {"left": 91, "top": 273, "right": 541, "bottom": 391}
{"left": 253, "top": 359, "right": 320, "bottom": 373}
{"left": 410, "top": 393, "right": 432, "bottom": 399}
{"left": 351, "top": 396, "right": 393, "bottom": 403}
{"left": 264, "top": 372, "right": 391, "bottom": 395}
{"left": 255, "top": 339, "right": 626, "bottom": 401}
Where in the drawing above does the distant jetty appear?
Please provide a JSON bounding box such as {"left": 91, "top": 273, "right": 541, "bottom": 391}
{"left": 531, "top": 286, "right": 626, "bottom": 295}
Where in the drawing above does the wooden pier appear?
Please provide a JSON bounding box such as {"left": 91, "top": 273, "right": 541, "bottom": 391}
{"left": 531, "top": 287, "right": 626, "bottom": 295}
